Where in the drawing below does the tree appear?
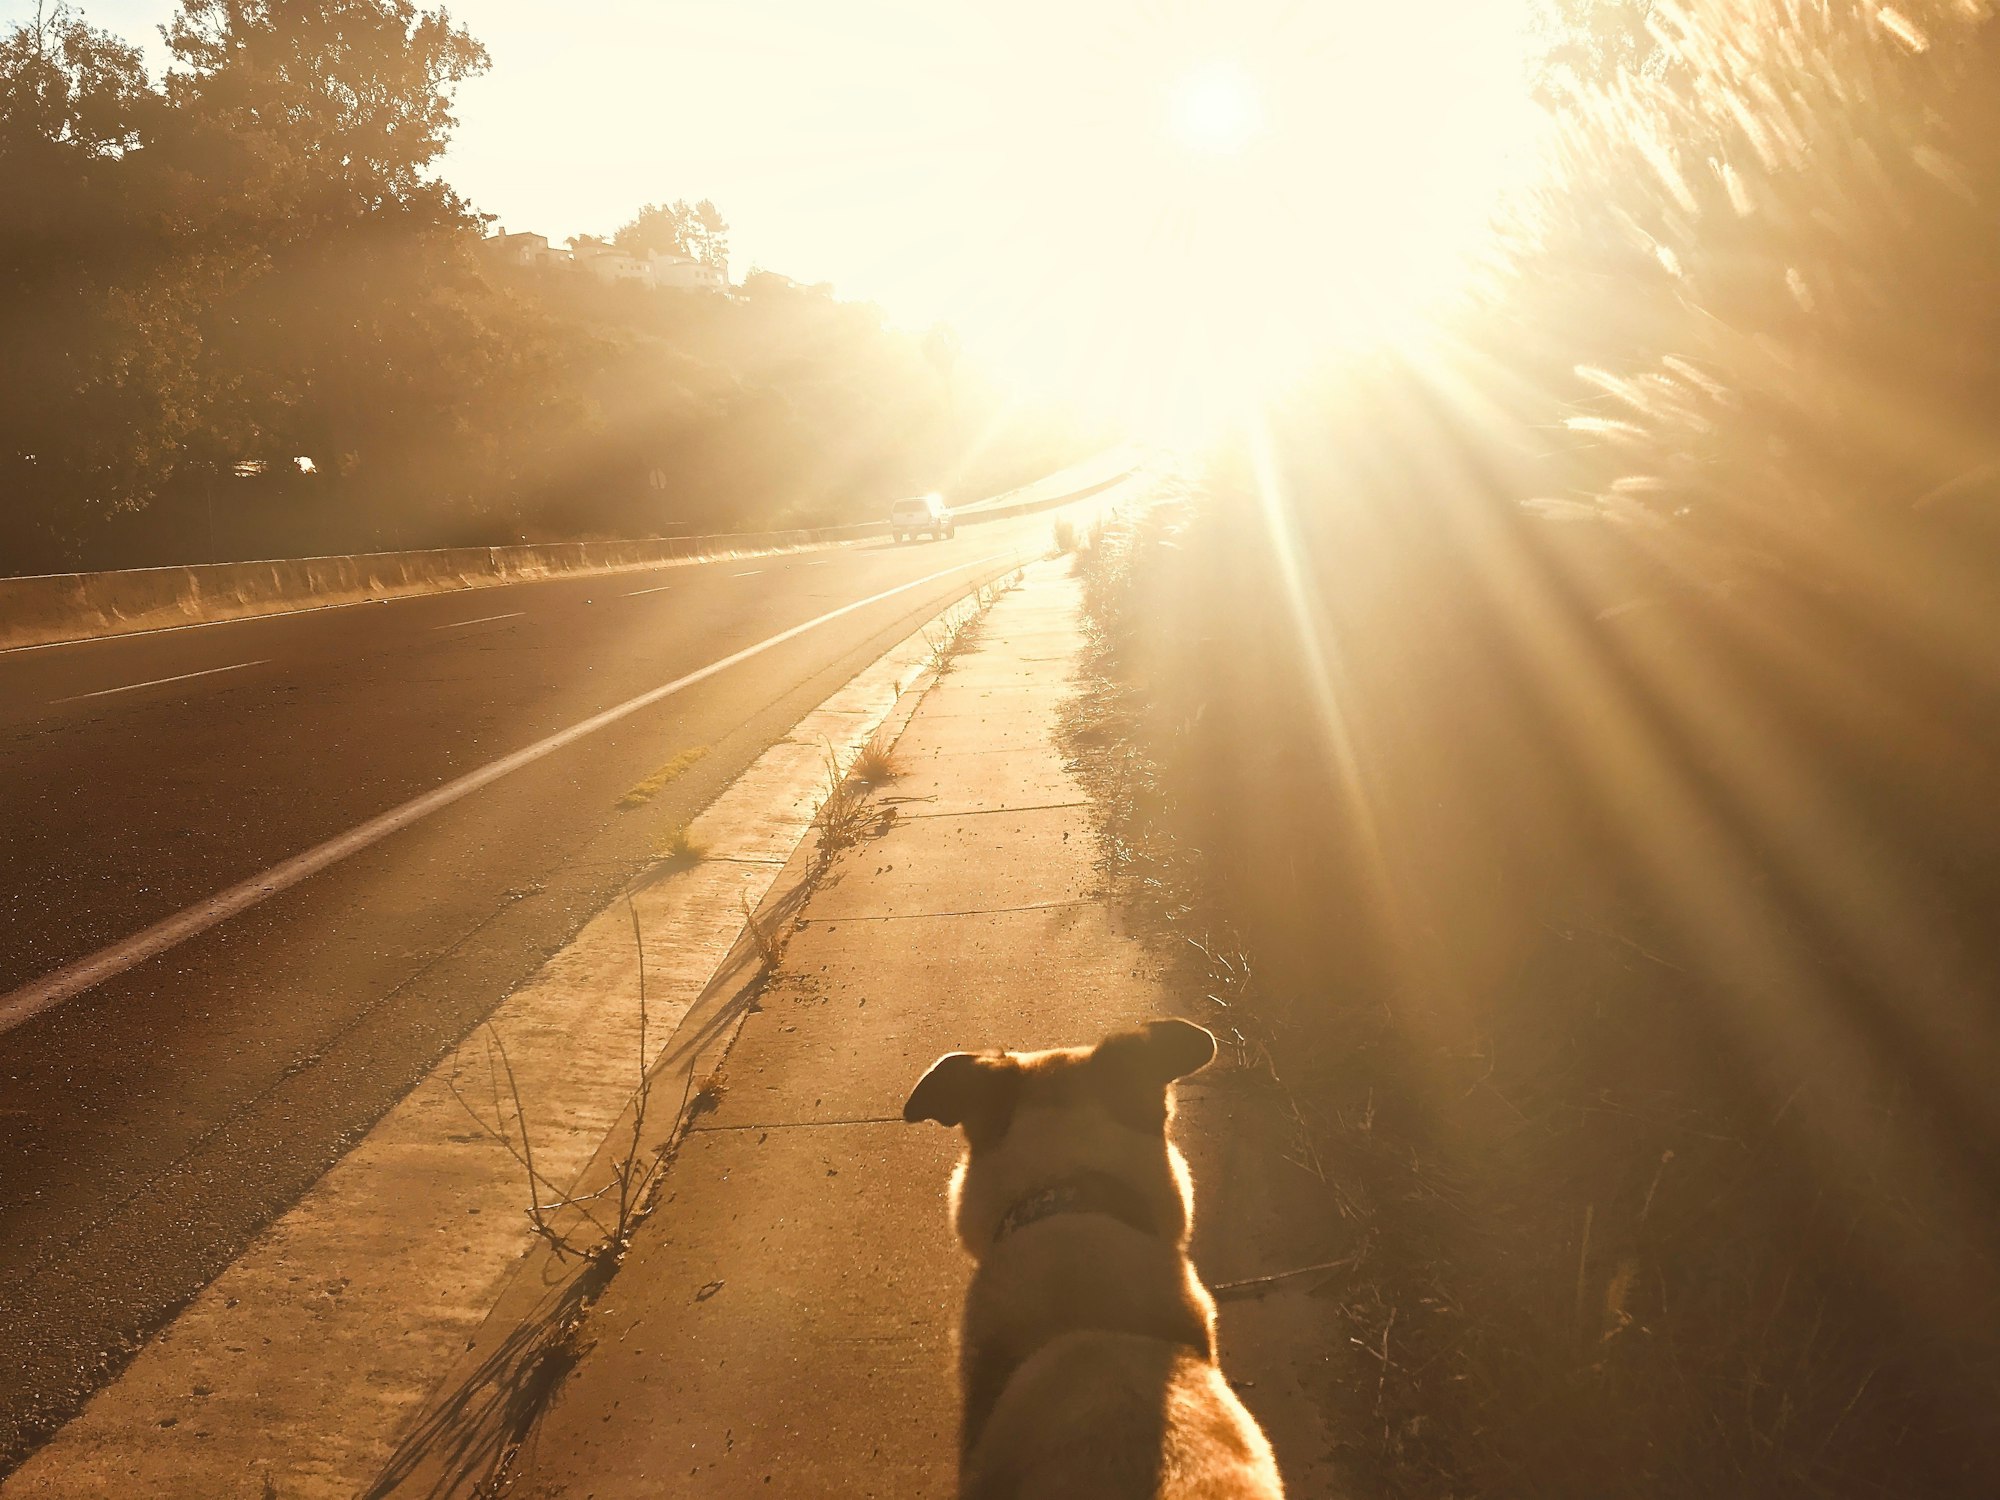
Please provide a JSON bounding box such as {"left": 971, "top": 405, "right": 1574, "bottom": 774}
{"left": 152, "top": 0, "right": 501, "bottom": 543}
{"left": 0, "top": 5, "right": 205, "bottom": 567}
{"left": 615, "top": 197, "right": 730, "bottom": 273}
{"left": 688, "top": 198, "right": 729, "bottom": 274}
{"left": 162, "top": 0, "right": 489, "bottom": 218}
{"left": 0, "top": 2, "right": 153, "bottom": 157}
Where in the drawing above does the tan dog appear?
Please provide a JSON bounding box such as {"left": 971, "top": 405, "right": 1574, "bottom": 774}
{"left": 905, "top": 1018, "right": 1285, "bottom": 1499}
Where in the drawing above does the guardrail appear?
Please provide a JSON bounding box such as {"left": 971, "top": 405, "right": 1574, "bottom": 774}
{"left": 0, "top": 465, "right": 1140, "bottom": 652}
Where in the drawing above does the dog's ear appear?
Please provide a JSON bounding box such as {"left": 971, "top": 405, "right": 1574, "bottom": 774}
{"left": 1095, "top": 1018, "right": 1218, "bottom": 1086}
{"left": 903, "top": 1052, "right": 1020, "bottom": 1143}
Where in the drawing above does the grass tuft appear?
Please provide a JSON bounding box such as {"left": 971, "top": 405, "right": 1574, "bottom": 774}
{"left": 655, "top": 823, "right": 708, "bottom": 866}
{"left": 851, "top": 726, "right": 901, "bottom": 784}
{"left": 739, "top": 891, "right": 787, "bottom": 973}
{"left": 617, "top": 746, "right": 709, "bottom": 810}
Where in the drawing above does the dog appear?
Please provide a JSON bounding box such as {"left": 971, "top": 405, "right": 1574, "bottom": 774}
{"left": 904, "top": 1017, "right": 1285, "bottom": 1499}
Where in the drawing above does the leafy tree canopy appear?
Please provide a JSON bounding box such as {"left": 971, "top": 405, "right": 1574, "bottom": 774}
{"left": 615, "top": 197, "right": 730, "bottom": 271}
{"left": 162, "top": 0, "right": 489, "bottom": 217}
{"left": 0, "top": 2, "right": 153, "bottom": 157}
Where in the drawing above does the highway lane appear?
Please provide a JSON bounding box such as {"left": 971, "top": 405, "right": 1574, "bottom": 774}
{"left": 0, "top": 491, "right": 1113, "bottom": 1469}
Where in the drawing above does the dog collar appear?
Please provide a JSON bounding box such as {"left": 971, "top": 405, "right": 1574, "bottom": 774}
{"left": 992, "top": 1171, "right": 1159, "bottom": 1246}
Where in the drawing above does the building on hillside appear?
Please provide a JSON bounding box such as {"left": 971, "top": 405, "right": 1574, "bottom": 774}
{"left": 482, "top": 229, "right": 727, "bottom": 291}
{"left": 651, "top": 252, "right": 728, "bottom": 292}
{"left": 483, "top": 229, "right": 570, "bottom": 268}
{"left": 569, "top": 234, "right": 727, "bottom": 291}
{"left": 568, "top": 234, "right": 653, "bottom": 285}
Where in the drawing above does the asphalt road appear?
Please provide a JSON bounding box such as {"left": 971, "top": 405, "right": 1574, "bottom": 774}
{"left": 0, "top": 493, "right": 1105, "bottom": 1471}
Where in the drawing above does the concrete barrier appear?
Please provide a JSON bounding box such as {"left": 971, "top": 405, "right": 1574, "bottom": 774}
{"left": 0, "top": 464, "right": 1140, "bottom": 652}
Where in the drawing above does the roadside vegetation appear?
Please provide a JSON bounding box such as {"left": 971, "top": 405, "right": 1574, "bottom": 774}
{"left": 1070, "top": 6, "right": 2000, "bottom": 1495}
{"left": 654, "top": 823, "right": 708, "bottom": 868}
{"left": 850, "top": 727, "right": 902, "bottom": 786}
{"left": 617, "top": 746, "right": 710, "bottom": 811}
{"left": 0, "top": 1, "right": 1098, "bottom": 575}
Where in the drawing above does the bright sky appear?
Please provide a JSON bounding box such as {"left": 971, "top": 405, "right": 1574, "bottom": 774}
{"left": 20, "top": 0, "right": 1547, "bottom": 429}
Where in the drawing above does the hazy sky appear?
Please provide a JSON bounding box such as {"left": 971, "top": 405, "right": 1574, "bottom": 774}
{"left": 14, "top": 0, "right": 1543, "bottom": 420}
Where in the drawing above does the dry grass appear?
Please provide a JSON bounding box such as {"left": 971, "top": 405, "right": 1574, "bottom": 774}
{"left": 686, "top": 1070, "right": 728, "bottom": 1121}
{"left": 738, "top": 891, "right": 786, "bottom": 974}
{"left": 921, "top": 574, "right": 1012, "bottom": 677}
{"left": 850, "top": 726, "right": 901, "bottom": 785}
{"left": 922, "top": 609, "right": 973, "bottom": 675}
{"left": 441, "top": 897, "right": 685, "bottom": 1271}
{"left": 1052, "top": 516, "right": 1077, "bottom": 554}
{"left": 655, "top": 823, "right": 708, "bottom": 867}
{"left": 1502, "top": 0, "right": 2000, "bottom": 583}
{"left": 617, "top": 746, "right": 708, "bottom": 810}
{"left": 811, "top": 746, "right": 877, "bottom": 859}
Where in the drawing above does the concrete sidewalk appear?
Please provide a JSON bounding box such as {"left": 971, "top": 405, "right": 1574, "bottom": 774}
{"left": 490, "top": 558, "right": 1342, "bottom": 1497}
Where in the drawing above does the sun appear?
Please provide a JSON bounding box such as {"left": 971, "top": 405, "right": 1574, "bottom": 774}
{"left": 897, "top": 2, "right": 1546, "bottom": 441}
{"left": 1169, "top": 63, "right": 1265, "bottom": 157}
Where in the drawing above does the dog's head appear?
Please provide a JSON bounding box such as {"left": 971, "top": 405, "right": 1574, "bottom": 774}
{"left": 903, "top": 1018, "right": 1217, "bottom": 1258}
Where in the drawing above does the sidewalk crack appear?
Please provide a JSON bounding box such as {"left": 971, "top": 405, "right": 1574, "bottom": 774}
{"left": 893, "top": 799, "right": 1087, "bottom": 821}
{"left": 802, "top": 895, "right": 1099, "bottom": 924}
{"left": 691, "top": 1114, "right": 903, "bottom": 1134}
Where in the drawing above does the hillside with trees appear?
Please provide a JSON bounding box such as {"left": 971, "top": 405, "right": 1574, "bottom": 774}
{"left": 0, "top": 1, "right": 1094, "bottom": 576}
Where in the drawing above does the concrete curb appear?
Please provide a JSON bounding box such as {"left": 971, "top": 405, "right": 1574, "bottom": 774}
{"left": 0, "top": 461, "right": 1138, "bottom": 653}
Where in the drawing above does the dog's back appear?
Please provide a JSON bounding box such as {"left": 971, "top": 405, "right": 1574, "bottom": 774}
{"left": 906, "top": 1019, "right": 1285, "bottom": 1500}
{"left": 966, "top": 1329, "right": 1279, "bottom": 1499}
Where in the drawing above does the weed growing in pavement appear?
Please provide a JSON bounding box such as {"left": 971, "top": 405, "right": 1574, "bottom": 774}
{"left": 1052, "top": 517, "right": 1077, "bottom": 554}
{"left": 444, "top": 896, "right": 693, "bottom": 1269}
{"left": 812, "top": 742, "right": 878, "bottom": 860}
{"left": 655, "top": 823, "right": 709, "bottom": 866}
{"left": 739, "top": 890, "right": 788, "bottom": 974}
{"left": 921, "top": 626, "right": 952, "bottom": 675}
{"left": 921, "top": 591, "right": 995, "bottom": 676}
{"left": 851, "top": 726, "right": 902, "bottom": 785}
{"left": 687, "top": 1070, "right": 729, "bottom": 1121}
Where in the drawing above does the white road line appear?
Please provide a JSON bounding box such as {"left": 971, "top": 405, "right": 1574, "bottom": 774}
{"left": 0, "top": 551, "right": 1010, "bottom": 1037}
{"left": 730, "top": 569, "right": 764, "bottom": 577}
{"left": 804, "top": 560, "right": 832, "bottom": 567}
{"left": 50, "top": 659, "right": 269, "bottom": 705}
{"left": 623, "top": 585, "right": 673, "bottom": 597}
{"left": 432, "top": 611, "right": 524, "bottom": 630}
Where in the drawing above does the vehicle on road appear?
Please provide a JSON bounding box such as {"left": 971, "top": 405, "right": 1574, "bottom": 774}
{"left": 890, "top": 493, "right": 955, "bottom": 543}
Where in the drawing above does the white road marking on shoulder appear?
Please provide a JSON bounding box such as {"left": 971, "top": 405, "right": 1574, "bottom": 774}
{"left": 50, "top": 659, "right": 270, "bottom": 705}
{"left": 0, "top": 552, "right": 1008, "bottom": 1037}
{"left": 432, "top": 611, "right": 524, "bottom": 630}
{"left": 624, "top": 585, "right": 673, "bottom": 597}
{"left": 730, "top": 569, "right": 764, "bottom": 577}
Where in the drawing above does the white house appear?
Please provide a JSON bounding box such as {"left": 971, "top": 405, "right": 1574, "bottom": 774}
{"left": 650, "top": 252, "right": 727, "bottom": 292}
{"left": 568, "top": 234, "right": 726, "bottom": 291}
{"left": 483, "top": 229, "right": 570, "bottom": 269}
{"left": 483, "top": 229, "right": 726, "bottom": 292}
{"left": 568, "top": 235, "right": 652, "bottom": 285}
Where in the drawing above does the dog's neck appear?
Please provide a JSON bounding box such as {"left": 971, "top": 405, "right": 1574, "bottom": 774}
{"left": 990, "top": 1169, "right": 1162, "bottom": 1249}
{"left": 959, "top": 1166, "right": 1214, "bottom": 1465}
